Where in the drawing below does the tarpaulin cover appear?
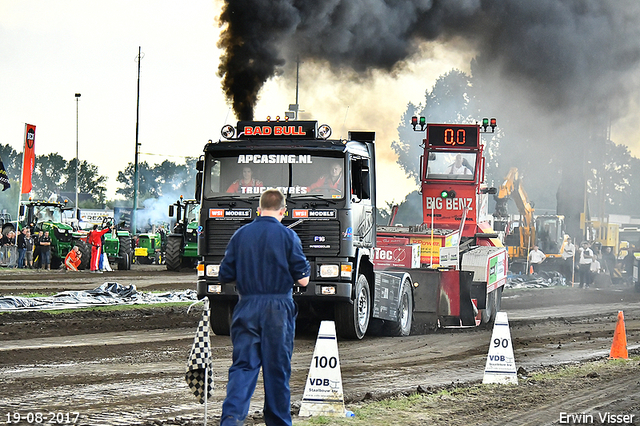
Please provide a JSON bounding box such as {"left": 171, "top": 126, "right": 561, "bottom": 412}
{"left": 506, "top": 271, "right": 566, "bottom": 289}
{"left": 0, "top": 282, "right": 198, "bottom": 311}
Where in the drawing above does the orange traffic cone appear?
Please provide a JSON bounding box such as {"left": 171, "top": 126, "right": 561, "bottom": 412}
{"left": 529, "top": 265, "right": 534, "bottom": 275}
{"left": 609, "top": 311, "right": 628, "bottom": 359}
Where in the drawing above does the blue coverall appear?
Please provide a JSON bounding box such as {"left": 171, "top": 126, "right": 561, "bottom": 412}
{"left": 218, "top": 215, "right": 310, "bottom": 426}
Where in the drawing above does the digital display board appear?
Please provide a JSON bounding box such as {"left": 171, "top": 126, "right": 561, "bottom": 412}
{"left": 237, "top": 121, "right": 317, "bottom": 139}
{"left": 426, "top": 124, "right": 479, "bottom": 148}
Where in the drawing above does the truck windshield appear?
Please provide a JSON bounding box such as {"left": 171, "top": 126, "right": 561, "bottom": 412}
{"left": 204, "top": 154, "right": 345, "bottom": 200}
{"left": 425, "top": 151, "right": 476, "bottom": 181}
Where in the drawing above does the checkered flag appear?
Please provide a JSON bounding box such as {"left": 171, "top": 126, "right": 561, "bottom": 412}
{"left": 186, "top": 298, "right": 214, "bottom": 404}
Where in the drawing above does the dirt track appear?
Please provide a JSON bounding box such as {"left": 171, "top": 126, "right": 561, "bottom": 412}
{"left": 1, "top": 266, "right": 639, "bottom": 425}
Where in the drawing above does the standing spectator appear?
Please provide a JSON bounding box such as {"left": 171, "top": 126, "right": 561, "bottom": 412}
{"left": 39, "top": 230, "right": 52, "bottom": 270}
{"left": 218, "top": 189, "right": 310, "bottom": 426}
{"left": 17, "top": 228, "right": 27, "bottom": 268}
{"left": 561, "top": 237, "right": 576, "bottom": 284}
{"left": 0, "top": 228, "right": 5, "bottom": 265}
{"left": 64, "top": 246, "right": 82, "bottom": 271}
{"left": 88, "top": 224, "right": 113, "bottom": 273}
{"left": 578, "top": 241, "right": 594, "bottom": 289}
{"left": 24, "top": 228, "right": 34, "bottom": 268}
{"left": 528, "top": 245, "right": 546, "bottom": 274}
{"left": 32, "top": 230, "right": 41, "bottom": 269}
{"left": 602, "top": 246, "right": 617, "bottom": 282}
{"left": 623, "top": 248, "right": 635, "bottom": 285}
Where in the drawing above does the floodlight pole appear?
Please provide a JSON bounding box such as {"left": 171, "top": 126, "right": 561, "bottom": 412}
{"left": 75, "top": 93, "right": 81, "bottom": 222}
{"left": 133, "top": 46, "right": 142, "bottom": 235}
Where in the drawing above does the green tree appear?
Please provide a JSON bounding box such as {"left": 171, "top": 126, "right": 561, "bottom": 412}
{"left": 65, "top": 159, "right": 108, "bottom": 206}
{"left": 116, "top": 161, "right": 157, "bottom": 200}
{"left": 32, "top": 153, "right": 67, "bottom": 200}
{"left": 116, "top": 159, "right": 197, "bottom": 201}
{"left": 391, "top": 70, "right": 477, "bottom": 184}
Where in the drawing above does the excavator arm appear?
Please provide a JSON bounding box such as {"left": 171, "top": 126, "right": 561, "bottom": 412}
{"left": 494, "top": 167, "right": 535, "bottom": 259}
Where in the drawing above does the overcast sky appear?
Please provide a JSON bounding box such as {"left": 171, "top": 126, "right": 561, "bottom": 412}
{"left": 0, "top": 1, "right": 481, "bottom": 207}
{"left": 9, "top": 1, "right": 637, "bottom": 209}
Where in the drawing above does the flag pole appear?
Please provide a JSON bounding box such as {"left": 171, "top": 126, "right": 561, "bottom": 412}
{"left": 14, "top": 123, "right": 28, "bottom": 237}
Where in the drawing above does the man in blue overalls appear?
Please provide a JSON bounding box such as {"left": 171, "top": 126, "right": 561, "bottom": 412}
{"left": 219, "top": 188, "right": 310, "bottom": 426}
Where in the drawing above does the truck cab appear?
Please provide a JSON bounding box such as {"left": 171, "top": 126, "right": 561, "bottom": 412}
{"left": 196, "top": 120, "right": 377, "bottom": 338}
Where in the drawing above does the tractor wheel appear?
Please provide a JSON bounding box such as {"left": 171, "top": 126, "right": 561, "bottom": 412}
{"left": 335, "top": 274, "right": 370, "bottom": 340}
{"left": 118, "top": 235, "right": 132, "bottom": 270}
{"left": 210, "top": 299, "right": 234, "bottom": 336}
{"left": 383, "top": 278, "right": 413, "bottom": 336}
{"left": 165, "top": 236, "right": 183, "bottom": 271}
{"left": 75, "top": 240, "right": 91, "bottom": 270}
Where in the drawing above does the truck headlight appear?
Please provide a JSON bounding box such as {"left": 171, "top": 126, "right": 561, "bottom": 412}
{"left": 319, "top": 264, "right": 339, "bottom": 278}
{"left": 206, "top": 264, "right": 220, "bottom": 277}
{"left": 208, "top": 284, "right": 222, "bottom": 294}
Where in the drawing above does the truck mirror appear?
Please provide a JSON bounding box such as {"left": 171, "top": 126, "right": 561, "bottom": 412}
{"left": 19, "top": 205, "right": 25, "bottom": 216}
{"left": 168, "top": 205, "right": 175, "bottom": 217}
{"left": 195, "top": 172, "right": 203, "bottom": 204}
{"left": 196, "top": 159, "right": 204, "bottom": 172}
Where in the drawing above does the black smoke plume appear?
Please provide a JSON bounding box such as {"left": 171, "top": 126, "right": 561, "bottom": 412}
{"left": 218, "top": 0, "right": 640, "bottom": 121}
{"left": 217, "top": 1, "right": 640, "bottom": 238}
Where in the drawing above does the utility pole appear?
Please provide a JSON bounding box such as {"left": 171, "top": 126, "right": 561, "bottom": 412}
{"left": 75, "top": 93, "right": 81, "bottom": 222}
{"left": 133, "top": 46, "right": 142, "bottom": 235}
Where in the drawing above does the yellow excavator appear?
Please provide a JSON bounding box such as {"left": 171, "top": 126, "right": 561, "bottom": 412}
{"left": 493, "top": 167, "right": 567, "bottom": 273}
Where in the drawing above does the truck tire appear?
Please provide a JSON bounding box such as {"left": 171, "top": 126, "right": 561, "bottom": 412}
{"left": 118, "top": 235, "right": 132, "bottom": 270}
{"left": 481, "top": 286, "right": 503, "bottom": 326}
{"left": 335, "top": 274, "right": 370, "bottom": 340}
{"left": 75, "top": 240, "right": 91, "bottom": 270}
{"left": 166, "top": 236, "right": 182, "bottom": 271}
{"left": 383, "top": 278, "right": 413, "bottom": 336}
{"left": 210, "top": 299, "right": 234, "bottom": 336}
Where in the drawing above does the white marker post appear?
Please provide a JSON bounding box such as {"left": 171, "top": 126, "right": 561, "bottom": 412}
{"left": 298, "top": 321, "right": 346, "bottom": 417}
{"left": 482, "top": 311, "right": 518, "bottom": 385}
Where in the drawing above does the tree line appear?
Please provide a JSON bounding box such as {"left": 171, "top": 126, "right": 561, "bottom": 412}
{"left": 0, "top": 143, "right": 197, "bottom": 210}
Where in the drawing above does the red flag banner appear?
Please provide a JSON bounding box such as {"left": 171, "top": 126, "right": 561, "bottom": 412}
{"left": 21, "top": 124, "right": 36, "bottom": 194}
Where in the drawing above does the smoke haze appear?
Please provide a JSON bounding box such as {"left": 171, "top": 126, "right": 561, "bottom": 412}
{"left": 219, "top": 0, "right": 640, "bottom": 120}
{"left": 217, "top": 0, "right": 640, "bottom": 235}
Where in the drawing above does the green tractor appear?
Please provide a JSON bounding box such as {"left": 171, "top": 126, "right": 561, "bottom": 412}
{"left": 18, "top": 199, "right": 91, "bottom": 269}
{"left": 134, "top": 226, "right": 168, "bottom": 264}
{"left": 166, "top": 197, "right": 199, "bottom": 271}
{"left": 98, "top": 217, "right": 133, "bottom": 270}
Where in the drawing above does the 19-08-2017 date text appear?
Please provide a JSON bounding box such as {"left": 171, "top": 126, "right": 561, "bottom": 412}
{"left": 5, "top": 412, "right": 80, "bottom": 424}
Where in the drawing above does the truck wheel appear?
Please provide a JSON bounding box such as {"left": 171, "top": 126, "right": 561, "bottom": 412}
{"left": 335, "top": 274, "right": 370, "bottom": 340}
{"left": 383, "top": 278, "right": 413, "bottom": 336}
{"left": 481, "top": 287, "right": 502, "bottom": 326}
{"left": 210, "top": 300, "right": 234, "bottom": 336}
{"left": 75, "top": 240, "right": 91, "bottom": 270}
{"left": 166, "top": 236, "right": 182, "bottom": 271}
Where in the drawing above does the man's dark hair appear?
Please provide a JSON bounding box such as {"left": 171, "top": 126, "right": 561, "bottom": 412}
{"left": 93, "top": 225, "right": 98, "bottom": 230}
{"left": 260, "top": 189, "right": 285, "bottom": 210}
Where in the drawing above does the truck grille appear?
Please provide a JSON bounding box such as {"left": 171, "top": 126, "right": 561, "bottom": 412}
{"left": 205, "top": 219, "right": 340, "bottom": 257}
